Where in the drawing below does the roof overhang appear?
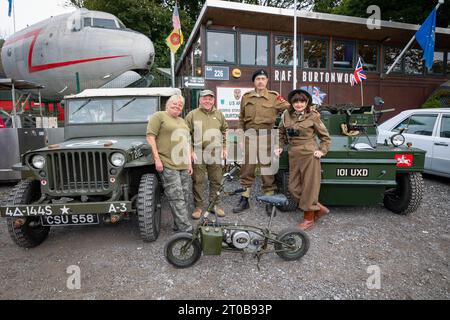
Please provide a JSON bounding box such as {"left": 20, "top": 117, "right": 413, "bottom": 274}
{"left": 177, "top": 0, "right": 450, "bottom": 72}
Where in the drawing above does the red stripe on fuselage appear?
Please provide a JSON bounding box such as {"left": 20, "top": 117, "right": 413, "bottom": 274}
{"left": 5, "top": 28, "right": 129, "bottom": 74}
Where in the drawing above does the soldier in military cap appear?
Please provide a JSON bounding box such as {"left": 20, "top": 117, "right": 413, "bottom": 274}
{"left": 233, "top": 69, "right": 290, "bottom": 213}
{"left": 275, "top": 89, "right": 331, "bottom": 230}
{"left": 185, "top": 89, "right": 228, "bottom": 219}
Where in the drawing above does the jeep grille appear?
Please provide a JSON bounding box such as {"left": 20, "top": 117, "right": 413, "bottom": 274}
{"left": 46, "top": 151, "right": 110, "bottom": 194}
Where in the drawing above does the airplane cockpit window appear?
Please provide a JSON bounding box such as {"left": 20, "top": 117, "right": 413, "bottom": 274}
{"left": 83, "top": 17, "right": 92, "bottom": 27}
{"left": 92, "top": 18, "right": 118, "bottom": 29}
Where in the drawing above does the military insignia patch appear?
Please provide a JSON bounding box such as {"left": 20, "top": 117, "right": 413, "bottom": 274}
{"left": 277, "top": 95, "right": 286, "bottom": 102}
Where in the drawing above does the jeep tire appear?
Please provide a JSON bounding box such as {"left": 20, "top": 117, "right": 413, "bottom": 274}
{"left": 383, "top": 172, "right": 424, "bottom": 215}
{"left": 137, "top": 173, "right": 161, "bottom": 242}
{"left": 6, "top": 180, "right": 50, "bottom": 248}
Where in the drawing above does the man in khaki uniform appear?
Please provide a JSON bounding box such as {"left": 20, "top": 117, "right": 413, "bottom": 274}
{"left": 233, "top": 69, "right": 290, "bottom": 213}
{"left": 185, "top": 89, "right": 228, "bottom": 219}
{"left": 276, "top": 89, "right": 331, "bottom": 230}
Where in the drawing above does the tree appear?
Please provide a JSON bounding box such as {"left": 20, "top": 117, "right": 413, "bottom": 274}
{"left": 314, "top": 0, "right": 450, "bottom": 28}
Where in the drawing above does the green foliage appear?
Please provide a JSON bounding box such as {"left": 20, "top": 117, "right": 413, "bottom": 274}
{"left": 422, "top": 89, "right": 450, "bottom": 109}
{"left": 316, "top": 0, "right": 450, "bottom": 28}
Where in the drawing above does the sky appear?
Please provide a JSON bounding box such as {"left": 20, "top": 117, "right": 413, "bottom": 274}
{"left": 0, "top": 0, "right": 76, "bottom": 38}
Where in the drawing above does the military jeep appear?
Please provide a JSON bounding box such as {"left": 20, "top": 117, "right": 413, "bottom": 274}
{"left": 0, "top": 88, "right": 180, "bottom": 248}
{"left": 276, "top": 100, "right": 426, "bottom": 215}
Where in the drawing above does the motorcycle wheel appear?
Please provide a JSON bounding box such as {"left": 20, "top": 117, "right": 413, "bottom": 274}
{"left": 164, "top": 232, "right": 202, "bottom": 268}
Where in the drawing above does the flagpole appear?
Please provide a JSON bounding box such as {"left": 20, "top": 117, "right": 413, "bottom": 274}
{"left": 293, "top": 0, "right": 297, "bottom": 90}
{"left": 360, "top": 81, "right": 364, "bottom": 106}
{"left": 382, "top": 0, "right": 443, "bottom": 78}
{"left": 170, "top": 51, "right": 175, "bottom": 88}
{"left": 12, "top": 0, "right": 16, "bottom": 33}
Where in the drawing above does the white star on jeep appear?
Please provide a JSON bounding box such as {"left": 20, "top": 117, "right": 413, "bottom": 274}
{"left": 60, "top": 206, "right": 70, "bottom": 214}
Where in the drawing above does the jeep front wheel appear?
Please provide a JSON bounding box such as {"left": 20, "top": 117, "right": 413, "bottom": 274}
{"left": 137, "top": 174, "right": 161, "bottom": 242}
{"left": 6, "top": 180, "right": 50, "bottom": 248}
{"left": 383, "top": 172, "right": 424, "bottom": 215}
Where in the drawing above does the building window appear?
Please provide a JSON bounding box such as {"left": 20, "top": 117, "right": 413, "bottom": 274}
{"left": 404, "top": 49, "right": 423, "bottom": 75}
{"left": 383, "top": 47, "right": 402, "bottom": 73}
{"left": 333, "top": 40, "right": 355, "bottom": 69}
{"left": 240, "top": 33, "right": 268, "bottom": 66}
{"left": 358, "top": 43, "right": 379, "bottom": 71}
{"left": 206, "top": 31, "right": 236, "bottom": 64}
{"left": 303, "top": 38, "right": 328, "bottom": 69}
{"left": 447, "top": 52, "right": 450, "bottom": 75}
{"left": 426, "top": 51, "right": 445, "bottom": 75}
{"left": 274, "top": 36, "right": 294, "bottom": 66}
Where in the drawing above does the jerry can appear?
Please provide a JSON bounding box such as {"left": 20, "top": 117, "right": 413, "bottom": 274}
{"left": 200, "top": 226, "right": 223, "bottom": 255}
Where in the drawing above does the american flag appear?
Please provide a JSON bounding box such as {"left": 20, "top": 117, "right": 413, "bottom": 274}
{"left": 172, "top": 3, "right": 181, "bottom": 30}
{"left": 350, "top": 57, "right": 367, "bottom": 86}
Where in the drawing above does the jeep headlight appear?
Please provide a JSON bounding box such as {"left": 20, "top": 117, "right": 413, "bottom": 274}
{"left": 110, "top": 152, "right": 125, "bottom": 167}
{"left": 390, "top": 133, "right": 405, "bottom": 147}
{"left": 31, "top": 155, "right": 46, "bottom": 169}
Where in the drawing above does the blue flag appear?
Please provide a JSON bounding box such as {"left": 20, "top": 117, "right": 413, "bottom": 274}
{"left": 8, "top": 0, "right": 12, "bottom": 17}
{"left": 415, "top": 8, "right": 436, "bottom": 70}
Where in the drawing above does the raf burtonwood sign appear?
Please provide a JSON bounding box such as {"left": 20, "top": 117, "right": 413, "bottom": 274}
{"left": 274, "top": 69, "right": 356, "bottom": 84}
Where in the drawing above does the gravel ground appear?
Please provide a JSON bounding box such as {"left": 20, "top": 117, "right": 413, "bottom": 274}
{"left": 0, "top": 174, "right": 449, "bottom": 300}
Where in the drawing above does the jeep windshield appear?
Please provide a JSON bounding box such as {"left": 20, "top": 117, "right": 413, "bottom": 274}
{"left": 68, "top": 97, "right": 158, "bottom": 124}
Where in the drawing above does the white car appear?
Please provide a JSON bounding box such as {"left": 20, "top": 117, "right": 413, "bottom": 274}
{"left": 378, "top": 108, "right": 450, "bottom": 178}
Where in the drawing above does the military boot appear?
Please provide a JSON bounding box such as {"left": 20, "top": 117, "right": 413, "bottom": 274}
{"left": 314, "top": 202, "right": 329, "bottom": 222}
{"left": 297, "top": 211, "right": 315, "bottom": 230}
{"left": 232, "top": 187, "right": 250, "bottom": 213}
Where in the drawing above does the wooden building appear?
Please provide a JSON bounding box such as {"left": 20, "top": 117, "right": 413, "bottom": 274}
{"left": 176, "top": 0, "right": 450, "bottom": 124}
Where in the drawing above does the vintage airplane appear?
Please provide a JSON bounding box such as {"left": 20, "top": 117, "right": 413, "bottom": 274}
{"left": 1, "top": 8, "right": 155, "bottom": 101}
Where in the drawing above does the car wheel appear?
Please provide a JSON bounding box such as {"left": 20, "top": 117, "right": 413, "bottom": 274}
{"left": 383, "top": 172, "right": 424, "bottom": 215}
{"left": 6, "top": 180, "right": 50, "bottom": 248}
{"left": 137, "top": 173, "right": 161, "bottom": 242}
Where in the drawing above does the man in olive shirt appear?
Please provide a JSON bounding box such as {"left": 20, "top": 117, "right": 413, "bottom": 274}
{"left": 233, "top": 69, "right": 290, "bottom": 213}
{"left": 185, "top": 89, "right": 228, "bottom": 219}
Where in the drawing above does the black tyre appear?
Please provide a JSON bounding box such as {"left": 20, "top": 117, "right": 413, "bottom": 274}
{"left": 137, "top": 174, "right": 161, "bottom": 242}
{"left": 275, "top": 170, "right": 298, "bottom": 212}
{"left": 275, "top": 227, "right": 310, "bottom": 261}
{"left": 6, "top": 180, "right": 50, "bottom": 248}
{"left": 383, "top": 172, "right": 424, "bottom": 215}
{"left": 164, "top": 232, "right": 202, "bottom": 268}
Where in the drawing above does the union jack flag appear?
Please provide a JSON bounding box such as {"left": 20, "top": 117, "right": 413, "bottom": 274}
{"left": 350, "top": 57, "right": 367, "bottom": 86}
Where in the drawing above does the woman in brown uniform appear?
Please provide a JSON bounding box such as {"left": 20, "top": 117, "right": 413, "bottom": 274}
{"left": 275, "top": 89, "right": 331, "bottom": 230}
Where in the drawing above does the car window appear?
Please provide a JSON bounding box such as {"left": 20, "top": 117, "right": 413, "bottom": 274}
{"left": 440, "top": 115, "right": 450, "bottom": 138}
{"left": 393, "top": 114, "right": 437, "bottom": 136}
{"left": 69, "top": 99, "right": 112, "bottom": 124}
{"left": 113, "top": 98, "right": 158, "bottom": 122}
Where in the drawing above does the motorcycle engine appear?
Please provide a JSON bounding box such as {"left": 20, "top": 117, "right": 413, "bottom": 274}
{"left": 224, "top": 229, "right": 264, "bottom": 252}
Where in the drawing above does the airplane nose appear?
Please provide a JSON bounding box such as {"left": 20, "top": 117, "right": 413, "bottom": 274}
{"left": 132, "top": 33, "right": 155, "bottom": 70}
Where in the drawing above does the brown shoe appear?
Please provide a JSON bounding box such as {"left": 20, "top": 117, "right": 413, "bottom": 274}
{"left": 314, "top": 202, "right": 330, "bottom": 221}
{"left": 191, "top": 207, "right": 202, "bottom": 219}
{"left": 297, "top": 211, "right": 315, "bottom": 230}
{"left": 214, "top": 206, "right": 225, "bottom": 217}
